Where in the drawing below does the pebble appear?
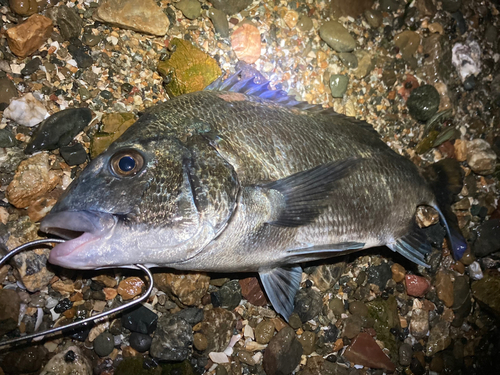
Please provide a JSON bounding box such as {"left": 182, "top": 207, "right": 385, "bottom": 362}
{"left": 0, "top": 129, "right": 17, "bottom": 148}
{"left": 338, "top": 53, "right": 358, "bottom": 69}
{"left": 399, "top": 342, "right": 413, "bottom": 366}
{"left": 343, "top": 332, "right": 396, "bottom": 372}
{"left": 435, "top": 271, "right": 454, "bottom": 308}
{"left": 297, "top": 15, "right": 313, "bottom": 32}
{"left": 353, "top": 50, "right": 374, "bottom": 79}
{"left": 117, "top": 276, "right": 145, "bottom": 300}
{"left": 231, "top": 23, "right": 262, "bottom": 64}
{"left": 210, "top": 0, "right": 252, "bottom": 16}
{"left": 5, "top": 14, "right": 53, "bottom": 58}
{"left": 129, "top": 332, "right": 152, "bottom": 353}
{"left": 0, "top": 346, "right": 47, "bottom": 374}
{"left": 452, "top": 42, "right": 481, "bottom": 82}
{"left": 193, "top": 332, "right": 208, "bottom": 351}
{"left": 239, "top": 277, "right": 267, "bottom": 306}
{"left": 262, "top": 327, "right": 303, "bottom": 375}
{"left": 452, "top": 276, "right": 471, "bottom": 325}
{"left": 406, "top": 85, "right": 440, "bottom": 121}
{"left": 319, "top": 21, "right": 356, "bottom": 52}
{"left": 343, "top": 315, "right": 362, "bottom": 339}
{"left": 121, "top": 305, "right": 158, "bottom": 334}
{"left": 0, "top": 289, "right": 20, "bottom": 336}
{"left": 410, "top": 309, "right": 429, "bottom": 339}
{"left": 330, "top": 75, "right": 349, "bottom": 98}
{"left": 195, "top": 308, "right": 236, "bottom": 353}
{"left": 309, "top": 263, "right": 345, "bottom": 292}
{"left": 176, "top": 0, "right": 201, "bottom": 20}
{"left": 348, "top": 301, "right": 369, "bottom": 316}
{"left": 468, "top": 261, "right": 483, "bottom": 281}
{"left": 254, "top": 320, "right": 275, "bottom": 344}
{"left": 0, "top": 77, "right": 18, "bottom": 108}
{"left": 380, "top": 0, "right": 401, "bottom": 11}
{"left": 288, "top": 313, "right": 302, "bottom": 330}
{"left": 283, "top": 10, "right": 299, "bottom": 29}
{"left": 154, "top": 271, "right": 210, "bottom": 306}
{"left": 208, "top": 8, "right": 229, "bottom": 38}
{"left": 67, "top": 40, "right": 93, "bottom": 68}
{"left": 463, "top": 75, "right": 476, "bottom": 91}
{"left": 6, "top": 152, "right": 62, "bottom": 209}
{"left": 367, "top": 262, "right": 392, "bottom": 290}
{"left": 298, "top": 330, "right": 316, "bottom": 355}
{"left": 405, "top": 274, "right": 430, "bottom": 297}
{"left": 394, "top": 31, "right": 421, "bottom": 61}
{"left": 391, "top": 263, "right": 406, "bottom": 283}
{"left": 416, "top": 206, "right": 439, "bottom": 227}
{"left": 94, "top": 331, "right": 115, "bottom": 357}
{"left": 364, "top": 9, "right": 383, "bottom": 28}
{"left": 9, "top": 0, "right": 46, "bottom": 16}
{"left": 466, "top": 139, "right": 497, "bottom": 175}
{"left": 60, "top": 143, "right": 87, "bottom": 166}
{"left": 25, "top": 108, "right": 92, "bottom": 154}
{"left": 426, "top": 320, "right": 451, "bottom": 356}
{"left": 218, "top": 280, "right": 242, "bottom": 310}
{"left": 39, "top": 346, "right": 91, "bottom": 375}
{"left": 48, "top": 5, "right": 83, "bottom": 41}
{"left": 94, "top": 0, "right": 170, "bottom": 36}
{"left": 21, "top": 57, "right": 42, "bottom": 76}
{"left": 329, "top": 298, "right": 345, "bottom": 316}
{"left": 294, "top": 287, "right": 322, "bottom": 323}
{"left": 3, "top": 93, "right": 48, "bottom": 127}
{"left": 472, "top": 273, "right": 500, "bottom": 317}
{"left": 150, "top": 315, "right": 193, "bottom": 361}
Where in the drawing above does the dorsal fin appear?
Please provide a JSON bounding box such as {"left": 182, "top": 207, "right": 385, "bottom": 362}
{"left": 205, "top": 71, "right": 380, "bottom": 137}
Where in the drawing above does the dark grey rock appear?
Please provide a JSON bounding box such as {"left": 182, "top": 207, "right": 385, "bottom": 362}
{"left": 441, "top": 0, "right": 462, "bottom": 12}
{"left": 452, "top": 276, "right": 471, "bottom": 327}
{"left": 0, "top": 129, "right": 17, "bottom": 148}
{"left": 330, "top": 75, "right": 349, "bottom": 98}
{"left": 451, "top": 11, "right": 467, "bottom": 35}
{"left": 263, "top": 327, "right": 302, "bottom": 375}
{"left": 21, "top": 57, "right": 42, "bottom": 76}
{"left": 68, "top": 40, "right": 93, "bottom": 68}
{"left": 367, "top": 262, "right": 392, "bottom": 290}
{"left": 129, "top": 332, "right": 152, "bottom": 353}
{"left": 60, "top": 143, "right": 87, "bottom": 166}
{"left": 25, "top": 108, "right": 92, "bottom": 154}
{"left": 175, "top": 307, "right": 204, "bottom": 325}
{"left": 196, "top": 308, "right": 236, "bottom": 353}
{"left": 379, "top": 0, "right": 402, "bottom": 12}
{"left": 208, "top": 8, "right": 229, "bottom": 38}
{"left": 210, "top": 0, "right": 252, "bottom": 15}
{"left": 176, "top": 0, "right": 202, "bottom": 19}
{"left": 0, "top": 346, "right": 47, "bottom": 374}
{"left": 0, "top": 77, "right": 18, "bottom": 106}
{"left": 294, "top": 287, "right": 322, "bottom": 323}
{"left": 219, "top": 280, "right": 242, "bottom": 310}
{"left": 406, "top": 85, "right": 440, "bottom": 121}
{"left": 47, "top": 5, "right": 83, "bottom": 40}
{"left": 82, "top": 32, "right": 102, "bottom": 47}
{"left": 364, "top": 9, "right": 383, "bottom": 28}
{"left": 338, "top": 53, "right": 358, "bottom": 69}
{"left": 94, "top": 331, "right": 115, "bottom": 357}
{"left": 150, "top": 315, "right": 193, "bottom": 361}
{"left": 343, "top": 314, "right": 363, "bottom": 338}
{"left": 399, "top": 343, "right": 413, "bottom": 366}
{"left": 121, "top": 305, "right": 158, "bottom": 334}
{"left": 473, "top": 219, "right": 500, "bottom": 257}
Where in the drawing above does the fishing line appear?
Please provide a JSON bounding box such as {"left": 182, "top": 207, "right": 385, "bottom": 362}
{"left": 0, "top": 239, "right": 153, "bottom": 347}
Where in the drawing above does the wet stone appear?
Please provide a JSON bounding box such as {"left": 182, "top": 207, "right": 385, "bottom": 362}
{"left": 441, "top": 0, "right": 462, "bottom": 12}
{"left": 288, "top": 313, "right": 302, "bottom": 330}
{"left": 129, "top": 332, "right": 152, "bottom": 353}
{"left": 338, "top": 53, "right": 358, "bottom": 69}
{"left": 49, "top": 5, "right": 83, "bottom": 41}
{"left": 299, "top": 330, "right": 316, "bottom": 355}
{"left": 239, "top": 277, "right": 267, "bottom": 306}
{"left": 405, "top": 274, "right": 430, "bottom": 297}
{"left": 3, "top": 93, "right": 48, "bottom": 128}
{"left": 21, "top": 57, "right": 41, "bottom": 76}
{"left": 210, "top": 0, "right": 252, "bottom": 16}
{"left": 117, "top": 276, "right": 144, "bottom": 300}
{"left": 343, "top": 332, "right": 396, "bottom": 372}
{"left": 0, "top": 289, "right": 20, "bottom": 336}
{"left": 367, "top": 262, "right": 392, "bottom": 290}
{"left": 294, "top": 287, "right": 322, "bottom": 323}
{"left": 196, "top": 308, "right": 235, "bottom": 353}
{"left": 263, "top": 326, "right": 303, "bottom": 375}
{"left": 353, "top": 50, "right": 374, "bottom": 79}
{"left": 0, "top": 346, "right": 47, "bottom": 374}
{"left": 319, "top": 21, "right": 356, "bottom": 52}
{"left": 0, "top": 77, "right": 18, "bottom": 107}
{"left": 39, "top": 346, "right": 91, "bottom": 375}
{"left": 399, "top": 342, "right": 412, "bottom": 366}
{"left": 60, "top": 143, "right": 87, "bottom": 166}
{"left": 329, "top": 298, "right": 345, "bottom": 316}
{"left": 426, "top": 320, "right": 451, "bottom": 356}
{"left": 471, "top": 273, "right": 500, "bottom": 318}
{"left": 68, "top": 40, "right": 93, "bottom": 69}
{"left": 154, "top": 271, "right": 210, "bottom": 306}
{"left": 435, "top": 271, "right": 454, "bottom": 308}
{"left": 150, "top": 315, "right": 193, "bottom": 361}
{"left": 9, "top": 0, "right": 45, "bottom": 16}
{"left": 466, "top": 139, "right": 497, "bottom": 175}
{"left": 231, "top": 23, "right": 262, "bottom": 64}
{"left": 391, "top": 263, "right": 405, "bottom": 283}
{"left": 0, "top": 129, "right": 17, "bottom": 148}
{"left": 330, "top": 75, "right": 349, "bottom": 98}
{"left": 297, "top": 15, "right": 313, "bottom": 32}
{"left": 176, "top": 0, "right": 201, "bottom": 20}
{"left": 208, "top": 8, "right": 229, "bottom": 38}
{"left": 380, "top": 0, "right": 401, "bottom": 12}
{"left": 410, "top": 309, "right": 429, "bottom": 339}
{"left": 407, "top": 85, "right": 440, "bottom": 121}
{"left": 94, "top": 331, "right": 115, "bottom": 357}
{"left": 255, "top": 320, "right": 275, "bottom": 344}
{"left": 309, "top": 262, "right": 345, "bottom": 292}
{"left": 349, "top": 301, "right": 369, "bottom": 316}
{"left": 121, "top": 305, "right": 158, "bottom": 334}
{"left": 364, "top": 9, "right": 383, "bottom": 28}
{"left": 473, "top": 219, "right": 500, "bottom": 257}
{"left": 394, "top": 31, "right": 421, "bottom": 61}
{"left": 6, "top": 14, "right": 53, "bottom": 58}
{"left": 343, "top": 315, "right": 362, "bottom": 339}
{"left": 218, "top": 280, "right": 242, "bottom": 310}
{"left": 463, "top": 75, "right": 476, "bottom": 91}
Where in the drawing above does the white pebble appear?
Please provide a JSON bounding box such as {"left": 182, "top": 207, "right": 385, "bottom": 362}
{"left": 3, "top": 93, "right": 48, "bottom": 127}
{"left": 468, "top": 261, "right": 483, "bottom": 280}
{"left": 209, "top": 352, "right": 229, "bottom": 364}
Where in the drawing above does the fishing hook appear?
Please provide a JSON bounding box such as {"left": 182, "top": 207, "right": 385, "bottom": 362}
{"left": 0, "top": 239, "right": 153, "bottom": 347}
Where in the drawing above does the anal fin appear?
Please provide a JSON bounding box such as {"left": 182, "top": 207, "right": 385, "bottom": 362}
{"left": 259, "top": 266, "right": 302, "bottom": 321}
{"left": 386, "top": 229, "right": 431, "bottom": 268}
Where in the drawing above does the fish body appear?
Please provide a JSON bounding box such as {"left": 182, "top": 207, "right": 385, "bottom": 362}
{"left": 41, "top": 75, "right": 465, "bottom": 318}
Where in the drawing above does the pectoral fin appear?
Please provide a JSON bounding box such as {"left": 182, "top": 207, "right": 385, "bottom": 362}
{"left": 264, "top": 158, "right": 360, "bottom": 227}
{"left": 259, "top": 266, "right": 302, "bottom": 321}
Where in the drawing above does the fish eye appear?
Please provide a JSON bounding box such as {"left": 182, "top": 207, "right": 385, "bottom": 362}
{"left": 110, "top": 149, "right": 144, "bottom": 177}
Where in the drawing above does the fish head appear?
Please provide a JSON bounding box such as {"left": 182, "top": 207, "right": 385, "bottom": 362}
{"left": 41, "top": 134, "right": 238, "bottom": 270}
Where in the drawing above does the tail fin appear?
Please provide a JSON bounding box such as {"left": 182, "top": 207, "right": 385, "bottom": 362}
{"left": 424, "top": 159, "right": 468, "bottom": 259}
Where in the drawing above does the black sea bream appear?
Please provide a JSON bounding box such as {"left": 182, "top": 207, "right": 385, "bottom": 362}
{"left": 41, "top": 73, "right": 466, "bottom": 319}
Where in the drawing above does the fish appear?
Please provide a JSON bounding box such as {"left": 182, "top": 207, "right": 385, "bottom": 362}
{"left": 40, "top": 72, "right": 467, "bottom": 319}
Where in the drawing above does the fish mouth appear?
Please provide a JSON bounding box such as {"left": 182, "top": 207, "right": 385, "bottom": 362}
{"left": 40, "top": 211, "right": 117, "bottom": 269}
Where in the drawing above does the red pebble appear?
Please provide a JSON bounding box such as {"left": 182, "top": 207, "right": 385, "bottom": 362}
{"left": 405, "top": 274, "right": 430, "bottom": 297}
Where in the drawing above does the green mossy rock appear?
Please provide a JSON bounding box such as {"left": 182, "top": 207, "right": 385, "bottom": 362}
{"left": 90, "top": 112, "right": 136, "bottom": 158}
{"left": 366, "top": 296, "right": 400, "bottom": 361}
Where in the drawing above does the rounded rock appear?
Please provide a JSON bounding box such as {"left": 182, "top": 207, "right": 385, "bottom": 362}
{"left": 208, "top": 8, "right": 229, "bottom": 38}
{"left": 129, "top": 332, "right": 152, "bottom": 353}
{"left": 93, "top": 331, "right": 115, "bottom": 357}
{"left": 117, "top": 276, "right": 145, "bottom": 300}
{"left": 319, "top": 21, "right": 356, "bottom": 52}
{"left": 329, "top": 298, "right": 345, "bottom": 316}
{"left": 406, "top": 85, "right": 440, "bottom": 121}
{"left": 255, "top": 320, "right": 275, "bottom": 344}
{"left": 330, "top": 75, "right": 349, "bottom": 98}
{"left": 348, "top": 301, "right": 369, "bottom": 317}
{"left": 193, "top": 332, "right": 208, "bottom": 351}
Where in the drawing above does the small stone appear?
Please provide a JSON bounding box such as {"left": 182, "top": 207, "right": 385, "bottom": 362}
{"left": 9, "top": 0, "right": 45, "bottom": 16}
{"left": 343, "top": 332, "right": 396, "bottom": 372}
{"left": 353, "top": 50, "right": 374, "bottom": 79}
{"left": 1, "top": 346, "right": 47, "bottom": 374}
{"left": 117, "top": 277, "right": 145, "bottom": 300}
{"left": 297, "top": 15, "right": 313, "bottom": 32}
{"left": 367, "top": 262, "right": 392, "bottom": 290}
{"left": 210, "top": 0, "right": 252, "bottom": 16}
{"left": 150, "top": 315, "right": 193, "bottom": 361}
{"left": 463, "top": 75, "right": 476, "bottom": 91}
{"left": 129, "top": 332, "right": 152, "bottom": 353}
{"left": 25, "top": 108, "right": 93, "bottom": 154}
{"left": 237, "top": 350, "right": 255, "bottom": 365}
{"left": 329, "top": 298, "right": 345, "bottom": 316}
{"left": 394, "top": 31, "right": 421, "bottom": 61}
{"left": 472, "top": 273, "right": 500, "bottom": 317}
{"left": 6, "top": 152, "right": 62, "bottom": 209}
{"left": 154, "top": 271, "right": 210, "bottom": 306}
{"left": 283, "top": 10, "right": 299, "bottom": 29}
{"left": 406, "top": 85, "right": 440, "bottom": 122}
{"left": 93, "top": 274, "right": 117, "bottom": 288}
{"left": 0, "top": 129, "right": 17, "bottom": 148}
{"left": 0, "top": 77, "right": 18, "bottom": 108}
{"left": 319, "top": 21, "right": 356, "bottom": 52}
{"left": 103, "top": 288, "right": 118, "bottom": 300}
{"left": 294, "top": 288, "right": 322, "bottom": 323}
{"left": 218, "top": 280, "right": 242, "bottom": 310}
{"left": 0, "top": 289, "right": 20, "bottom": 336}
{"left": 288, "top": 313, "right": 302, "bottom": 330}
{"left": 435, "top": 271, "right": 454, "bottom": 308}
{"left": 3, "top": 93, "right": 48, "bottom": 127}
{"left": 426, "top": 320, "right": 451, "bottom": 356}
{"left": 338, "top": 53, "right": 358, "bottom": 69}
{"left": 329, "top": 75, "right": 349, "bottom": 98}
{"left": 309, "top": 262, "right": 345, "bottom": 292}
{"left": 416, "top": 206, "right": 439, "bottom": 227}
{"left": 193, "top": 332, "right": 208, "bottom": 351}
{"left": 299, "top": 331, "right": 316, "bottom": 355}
{"left": 208, "top": 8, "right": 229, "bottom": 38}
{"left": 94, "top": 331, "right": 115, "bottom": 357}
{"left": 468, "top": 261, "right": 483, "bottom": 281}
{"left": 60, "top": 144, "right": 87, "bottom": 166}
{"left": 175, "top": 307, "right": 204, "bottom": 325}
{"left": 380, "top": 0, "right": 401, "bottom": 11}
{"left": 399, "top": 342, "right": 413, "bottom": 366}
{"left": 21, "top": 57, "right": 42, "bottom": 76}
{"left": 94, "top": 0, "right": 170, "bottom": 36}
{"left": 91, "top": 112, "right": 136, "bottom": 158}
{"left": 48, "top": 5, "right": 84, "bottom": 41}
{"left": 343, "top": 315, "right": 362, "bottom": 339}
{"left": 452, "top": 276, "right": 471, "bottom": 325}
{"left": 121, "top": 305, "right": 158, "bottom": 334}
{"left": 263, "top": 327, "right": 303, "bottom": 375}
{"left": 68, "top": 40, "right": 93, "bottom": 68}
{"left": 239, "top": 277, "right": 268, "bottom": 306}
{"left": 410, "top": 309, "right": 429, "bottom": 339}
{"left": 52, "top": 279, "right": 75, "bottom": 297}
{"left": 6, "top": 14, "right": 53, "bottom": 58}
{"left": 349, "top": 301, "right": 369, "bottom": 317}
{"left": 405, "top": 274, "right": 430, "bottom": 297}
{"left": 466, "top": 139, "right": 497, "bottom": 175}
{"left": 39, "top": 346, "right": 91, "bottom": 375}
{"left": 254, "top": 320, "right": 275, "bottom": 344}
{"left": 452, "top": 42, "right": 481, "bottom": 83}
{"left": 195, "top": 308, "right": 236, "bottom": 353}
{"left": 176, "top": 0, "right": 201, "bottom": 20}
{"left": 391, "top": 263, "right": 406, "bottom": 283}
{"left": 231, "top": 23, "right": 262, "bottom": 64}
{"left": 364, "top": 9, "right": 383, "bottom": 28}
